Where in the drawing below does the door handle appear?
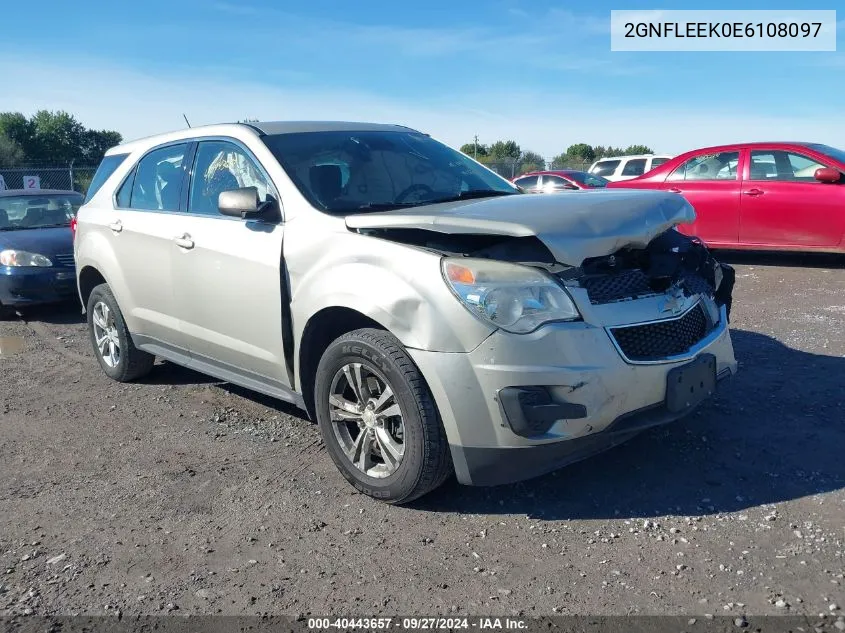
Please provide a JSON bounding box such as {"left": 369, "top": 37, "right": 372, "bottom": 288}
{"left": 667, "top": 187, "right": 682, "bottom": 193}
{"left": 173, "top": 234, "right": 194, "bottom": 249}
{"left": 743, "top": 188, "right": 764, "bottom": 196}
{"left": 108, "top": 220, "right": 123, "bottom": 233}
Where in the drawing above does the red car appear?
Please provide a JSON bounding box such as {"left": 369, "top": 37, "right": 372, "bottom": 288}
{"left": 513, "top": 170, "right": 609, "bottom": 193}
{"left": 606, "top": 142, "right": 845, "bottom": 253}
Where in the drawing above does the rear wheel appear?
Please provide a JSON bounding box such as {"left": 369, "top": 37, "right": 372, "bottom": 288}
{"left": 314, "top": 328, "right": 452, "bottom": 504}
{"left": 86, "top": 283, "right": 155, "bottom": 382}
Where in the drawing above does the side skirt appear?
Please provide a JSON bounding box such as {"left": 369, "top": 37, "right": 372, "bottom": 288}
{"left": 132, "top": 334, "right": 306, "bottom": 411}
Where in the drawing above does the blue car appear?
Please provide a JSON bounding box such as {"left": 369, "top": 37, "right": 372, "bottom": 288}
{"left": 0, "top": 189, "right": 82, "bottom": 317}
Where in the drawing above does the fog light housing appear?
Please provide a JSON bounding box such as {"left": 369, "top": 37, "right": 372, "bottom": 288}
{"left": 497, "top": 386, "right": 587, "bottom": 438}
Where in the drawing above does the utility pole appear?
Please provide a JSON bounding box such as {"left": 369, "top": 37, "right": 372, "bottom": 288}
{"left": 473, "top": 135, "right": 479, "bottom": 159}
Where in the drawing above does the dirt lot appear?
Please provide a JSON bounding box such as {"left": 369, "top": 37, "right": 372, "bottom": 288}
{"left": 1, "top": 252, "right": 844, "bottom": 619}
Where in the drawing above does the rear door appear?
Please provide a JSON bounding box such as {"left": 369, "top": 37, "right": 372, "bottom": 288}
{"left": 660, "top": 149, "right": 743, "bottom": 246}
{"left": 105, "top": 142, "right": 190, "bottom": 347}
{"left": 170, "top": 138, "right": 290, "bottom": 386}
{"left": 739, "top": 149, "right": 844, "bottom": 247}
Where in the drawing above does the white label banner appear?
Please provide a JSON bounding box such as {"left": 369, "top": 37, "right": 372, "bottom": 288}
{"left": 611, "top": 10, "right": 837, "bottom": 51}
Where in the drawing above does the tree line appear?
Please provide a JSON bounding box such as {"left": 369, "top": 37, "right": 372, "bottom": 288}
{"left": 460, "top": 139, "right": 656, "bottom": 173}
{"left": 0, "top": 111, "right": 123, "bottom": 167}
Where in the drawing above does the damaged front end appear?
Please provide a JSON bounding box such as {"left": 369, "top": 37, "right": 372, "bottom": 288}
{"left": 563, "top": 228, "right": 735, "bottom": 321}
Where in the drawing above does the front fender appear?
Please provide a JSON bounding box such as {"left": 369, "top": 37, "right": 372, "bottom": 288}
{"left": 287, "top": 229, "right": 494, "bottom": 358}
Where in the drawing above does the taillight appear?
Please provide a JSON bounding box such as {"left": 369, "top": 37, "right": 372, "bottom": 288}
{"left": 70, "top": 216, "right": 77, "bottom": 240}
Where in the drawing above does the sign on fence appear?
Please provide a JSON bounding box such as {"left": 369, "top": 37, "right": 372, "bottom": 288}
{"left": 22, "top": 175, "right": 41, "bottom": 189}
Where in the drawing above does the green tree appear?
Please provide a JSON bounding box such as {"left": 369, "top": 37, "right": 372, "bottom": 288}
{"left": 519, "top": 150, "right": 545, "bottom": 174}
{"left": 0, "top": 111, "right": 123, "bottom": 165}
{"left": 488, "top": 140, "right": 521, "bottom": 160}
{"left": 29, "top": 110, "right": 86, "bottom": 163}
{"left": 82, "top": 129, "right": 123, "bottom": 163}
{"left": 624, "top": 144, "right": 654, "bottom": 155}
{"left": 0, "top": 133, "right": 25, "bottom": 166}
{"left": 0, "top": 112, "right": 35, "bottom": 158}
{"left": 460, "top": 142, "right": 489, "bottom": 159}
{"left": 565, "top": 143, "right": 595, "bottom": 162}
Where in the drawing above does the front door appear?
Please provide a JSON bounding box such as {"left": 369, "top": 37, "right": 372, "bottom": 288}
{"left": 739, "top": 149, "right": 845, "bottom": 247}
{"left": 170, "top": 139, "right": 290, "bottom": 386}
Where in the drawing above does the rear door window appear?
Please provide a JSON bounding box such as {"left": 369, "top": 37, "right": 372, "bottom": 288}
{"left": 129, "top": 144, "right": 189, "bottom": 211}
{"left": 621, "top": 158, "right": 647, "bottom": 177}
{"left": 591, "top": 160, "right": 620, "bottom": 177}
{"left": 85, "top": 153, "right": 128, "bottom": 203}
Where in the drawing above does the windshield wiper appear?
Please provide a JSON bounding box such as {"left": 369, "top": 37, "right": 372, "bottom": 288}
{"left": 349, "top": 202, "right": 423, "bottom": 212}
{"left": 426, "top": 189, "right": 519, "bottom": 204}
{"left": 30, "top": 223, "right": 71, "bottom": 229}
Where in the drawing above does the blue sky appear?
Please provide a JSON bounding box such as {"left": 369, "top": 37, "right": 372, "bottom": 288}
{"left": 1, "top": 0, "right": 843, "bottom": 158}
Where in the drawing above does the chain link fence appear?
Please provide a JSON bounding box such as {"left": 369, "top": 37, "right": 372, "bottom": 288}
{"left": 0, "top": 164, "right": 98, "bottom": 194}
{"left": 482, "top": 159, "right": 594, "bottom": 179}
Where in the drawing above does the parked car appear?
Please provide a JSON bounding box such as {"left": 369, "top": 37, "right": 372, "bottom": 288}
{"left": 75, "top": 121, "right": 736, "bottom": 503}
{"left": 589, "top": 154, "right": 673, "bottom": 182}
{"left": 513, "top": 170, "right": 609, "bottom": 193}
{"left": 0, "top": 189, "right": 82, "bottom": 317}
{"left": 606, "top": 142, "right": 845, "bottom": 253}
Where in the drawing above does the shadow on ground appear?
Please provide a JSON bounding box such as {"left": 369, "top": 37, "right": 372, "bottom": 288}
{"left": 414, "top": 329, "right": 845, "bottom": 519}
{"left": 13, "top": 299, "right": 84, "bottom": 325}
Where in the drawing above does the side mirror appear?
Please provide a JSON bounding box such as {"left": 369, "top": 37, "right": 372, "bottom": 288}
{"left": 218, "top": 187, "right": 280, "bottom": 221}
{"left": 814, "top": 167, "right": 841, "bottom": 183}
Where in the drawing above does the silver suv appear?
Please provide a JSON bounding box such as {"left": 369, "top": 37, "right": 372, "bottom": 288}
{"left": 75, "top": 122, "right": 737, "bottom": 503}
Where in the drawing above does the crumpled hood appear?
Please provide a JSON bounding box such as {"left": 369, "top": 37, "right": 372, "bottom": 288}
{"left": 346, "top": 189, "right": 695, "bottom": 266}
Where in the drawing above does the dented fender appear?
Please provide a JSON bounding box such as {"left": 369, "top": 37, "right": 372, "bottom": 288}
{"left": 285, "top": 225, "right": 495, "bottom": 380}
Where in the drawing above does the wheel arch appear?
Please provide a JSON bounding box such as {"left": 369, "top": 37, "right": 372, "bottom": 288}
{"left": 297, "top": 306, "right": 387, "bottom": 421}
{"left": 78, "top": 265, "right": 108, "bottom": 313}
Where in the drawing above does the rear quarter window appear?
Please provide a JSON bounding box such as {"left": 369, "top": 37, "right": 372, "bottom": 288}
{"left": 85, "top": 153, "right": 129, "bottom": 203}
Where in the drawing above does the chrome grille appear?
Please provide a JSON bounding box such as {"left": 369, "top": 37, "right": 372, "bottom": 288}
{"left": 609, "top": 303, "right": 710, "bottom": 362}
{"left": 54, "top": 253, "right": 75, "bottom": 268}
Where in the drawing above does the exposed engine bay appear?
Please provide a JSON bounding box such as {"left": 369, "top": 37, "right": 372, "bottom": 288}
{"left": 358, "top": 226, "right": 735, "bottom": 320}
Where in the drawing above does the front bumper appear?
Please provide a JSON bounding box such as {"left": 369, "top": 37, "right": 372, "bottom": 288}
{"left": 408, "top": 305, "right": 737, "bottom": 486}
{"left": 0, "top": 266, "right": 78, "bottom": 308}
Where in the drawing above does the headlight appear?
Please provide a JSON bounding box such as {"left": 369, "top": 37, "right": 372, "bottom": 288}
{"left": 0, "top": 250, "right": 53, "bottom": 267}
{"left": 442, "top": 257, "right": 580, "bottom": 333}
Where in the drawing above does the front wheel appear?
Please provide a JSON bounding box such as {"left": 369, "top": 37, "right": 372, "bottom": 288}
{"left": 314, "top": 328, "right": 452, "bottom": 504}
{"left": 86, "top": 283, "right": 155, "bottom": 382}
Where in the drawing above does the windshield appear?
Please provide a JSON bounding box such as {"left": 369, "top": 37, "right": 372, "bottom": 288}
{"left": 565, "top": 171, "right": 609, "bottom": 187}
{"left": 0, "top": 193, "right": 82, "bottom": 230}
{"left": 805, "top": 143, "right": 845, "bottom": 167}
{"left": 262, "top": 130, "right": 519, "bottom": 214}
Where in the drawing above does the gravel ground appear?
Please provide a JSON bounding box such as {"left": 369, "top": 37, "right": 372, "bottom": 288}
{"left": 1, "top": 252, "right": 843, "bottom": 619}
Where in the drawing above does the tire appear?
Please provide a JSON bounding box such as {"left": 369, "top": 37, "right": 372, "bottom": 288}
{"left": 86, "top": 283, "right": 155, "bottom": 382}
{"left": 314, "top": 328, "right": 452, "bottom": 504}
{"left": 0, "top": 302, "right": 14, "bottom": 320}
